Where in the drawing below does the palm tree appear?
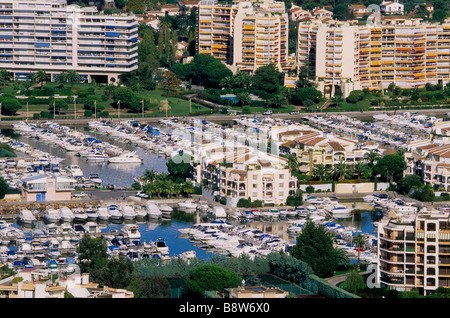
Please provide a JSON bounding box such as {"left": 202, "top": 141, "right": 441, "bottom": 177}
{"left": 333, "top": 160, "right": 350, "bottom": 181}
{"left": 364, "top": 150, "right": 381, "bottom": 165}
{"left": 312, "top": 163, "right": 327, "bottom": 181}
{"left": 55, "top": 71, "right": 68, "bottom": 87}
{"left": 219, "top": 76, "right": 234, "bottom": 89}
{"left": 182, "top": 180, "right": 194, "bottom": 197}
{"left": 353, "top": 233, "right": 366, "bottom": 263}
{"left": 173, "top": 183, "right": 182, "bottom": 198}
{"left": 0, "top": 69, "right": 12, "bottom": 87}
{"left": 236, "top": 91, "right": 250, "bottom": 108}
{"left": 353, "top": 162, "right": 370, "bottom": 180}
{"left": 233, "top": 71, "right": 252, "bottom": 89}
{"left": 32, "top": 69, "right": 50, "bottom": 90}
{"left": 143, "top": 169, "right": 157, "bottom": 183}
{"left": 67, "top": 70, "right": 81, "bottom": 89}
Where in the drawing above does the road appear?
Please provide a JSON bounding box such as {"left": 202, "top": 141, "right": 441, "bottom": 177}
{"left": 0, "top": 107, "right": 448, "bottom": 127}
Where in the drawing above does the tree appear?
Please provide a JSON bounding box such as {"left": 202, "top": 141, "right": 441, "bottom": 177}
{"left": 353, "top": 233, "right": 366, "bottom": 263}
{"left": 76, "top": 235, "right": 109, "bottom": 273}
{"left": 67, "top": 70, "right": 81, "bottom": 89}
{"left": 343, "top": 270, "right": 365, "bottom": 294}
{"left": 182, "top": 180, "right": 194, "bottom": 197}
{"left": 251, "top": 63, "right": 281, "bottom": 94}
{"left": 397, "top": 175, "right": 423, "bottom": 195}
{"left": 166, "top": 156, "right": 192, "bottom": 180}
{"left": 55, "top": 72, "right": 68, "bottom": 87}
{"left": 0, "top": 97, "right": 22, "bottom": 115}
{"left": 0, "top": 177, "right": 8, "bottom": 199}
{"left": 364, "top": 150, "right": 381, "bottom": 166}
{"left": 0, "top": 69, "right": 12, "bottom": 87}
{"left": 160, "top": 70, "right": 179, "bottom": 94}
{"left": 312, "top": 163, "right": 328, "bottom": 181}
{"left": 374, "top": 154, "right": 407, "bottom": 184}
{"left": 128, "top": 276, "right": 171, "bottom": 298}
{"left": 49, "top": 99, "right": 69, "bottom": 114}
{"left": 233, "top": 71, "right": 252, "bottom": 89}
{"left": 293, "top": 87, "right": 322, "bottom": 105}
{"left": 432, "top": 8, "right": 447, "bottom": 22}
{"left": 94, "top": 255, "right": 134, "bottom": 289}
{"left": 347, "top": 90, "right": 364, "bottom": 103}
{"left": 291, "top": 218, "right": 345, "bottom": 277}
{"left": 236, "top": 91, "right": 250, "bottom": 107}
{"left": 32, "top": 70, "right": 50, "bottom": 90}
{"left": 185, "top": 264, "right": 242, "bottom": 296}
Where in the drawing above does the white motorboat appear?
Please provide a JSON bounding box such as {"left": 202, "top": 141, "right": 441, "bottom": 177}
{"left": 108, "top": 205, "right": 122, "bottom": 221}
{"left": 108, "top": 151, "right": 143, "bottom": 164}
{"left": 86, "top": 151, "right": 109, "bottom": 162}
{"left": 121, "top": 224, "right": 141, "bottom": 240}
{"left": 67, "top": 165, "right": 83, "bottom": 177}
{"left": 153, "top": 238, "right": 169, "bottom": 255}
{"left": 89, "top": 174, "right": 102, "bottom": 184}
{"left": 178, "top": 200, "right": 197, "bottom": 210}
{"left": 159, "top": 204, "right": 173, "bottom": 218}
{"left": 97, "top": 206, "right": 111, "bottom": 221}
{"left": 72, "top": 208, "right": 88, "bottom": 222}
{"left": 84, "top": 222, "right": 101, "bottom": 234}
{"left": 208, "top": 206, "right": 227, "bottom": 218}
{"left": 330, "top": 205, "right": 353, "bottom": 218}
{"left": 43, "top": 209, "right": 61, "bottom": 223}
{"left": 144, "top": 202, "right": 162, "bottom": 218}
{"left": 17, "top": 209, "right": 36, "bottom": 225}
{"left": 85, "top": 207, "right": 99, "bottom": 221}
{"left": 59, "top": 207, "right": 75, "bottom": 222}
{"left": 120, "top": 205, "right": 137, "bottom": 220}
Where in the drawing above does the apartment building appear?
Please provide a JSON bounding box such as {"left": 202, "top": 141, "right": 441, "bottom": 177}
{"left": 279, "top": 131, "right": 365, "bottom": 174}
{"left": 0, "top": 0, "right": 138, "bottom": 83}
{"left": 377, "top": 208, "right": 450, "bottom": 295}
{"left": 197, "top": 0, "right": 290, "bottom": 73}
{"left": 297, "top": 18, "right": 450, "bottom": 98}
{"left": 193, "top": 141, "right": 297, "bottom": 207}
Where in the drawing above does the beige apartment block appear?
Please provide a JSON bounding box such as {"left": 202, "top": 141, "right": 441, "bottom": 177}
{"left": 197, "top": 0, "right": 289, "bottom": 73}
{"left": 193, "top": 141, "right": 297, "bottom": 206}
{"left": 298, "top": 18, "right": 450, "bottom": 98}
{"left": 377, "top": 209, "right": 450, "bottom": 296}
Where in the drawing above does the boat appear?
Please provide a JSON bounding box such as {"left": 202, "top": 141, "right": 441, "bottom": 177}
{"left": 121, "top": 224, "right": 141, "bottom": 241}
{"left": 153, "top": 238, "right": 169, "bottom": 255}
{"left": 72, "top": 208, "right": 88, "bottom": 223}
{"left": 144, "top": 202, "right": 162, "bottom": 219}
{"left": 108, "top": 151, "right": 143, "bottom": 164}
{"left": 85, "top": 207, "right": 99, "bottom": 221}
{"left": 43, "top": 209, "right": 61, "bottom": 223}
{"left": 97, "top": 206, "right": 111, "bottom": 221}
{"left": 119, "top": 205, "right": 137, "bottom": 220}
{"left": 17, "top": 209, "right": 36, "bottom": 225}
{"left": 85, "top": 151, "right": 109, "bottom": 162}
{"left": 178, "top": 200, "right": 197, "bottom": 210}
{"left": 89, "top": 174, "right": 102, "bottom": 184}
{"left": 67, "top": 165, "right": 83, "bottom": 177}
{"left": 108, "top": 205, "right": 123, "bottom": 221}
{"left": 329, "top": 205, "right": 353, "bottom": 218}
{"left": 208, "top": 206, "right": 227, "bottom": 218}
{"left": 84, "top": 222, "right": 101, "bottom": 234}
{"left": 59, "top": 207, "right": 75, "bottom": 223}
{"left": 159, "top": 204, "right": 173, "bottom": 219}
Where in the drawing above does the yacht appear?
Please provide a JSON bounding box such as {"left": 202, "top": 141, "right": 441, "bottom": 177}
{"left": 72, "top": 208, "right": 88, "bottom": 223}
{"left": 159, "top": 204, "right": 173, "bottom": 218}
{"left": 67, "top": 165, "right": 83, "bottom": 177}
{"left": 329, "top": 205, "right": 353, "bottom": 218}
{"left": 89, "top": 174, "right": 102, "bottom": 184}
{"left": 85, "top": 151, "right": 109, "bottom": 162}
{"left": 85, "top": 206, "right": 99, "bottom": 221}
{"left": 108, "top": 151, "right": 143, "bottom": 164}
{"left": 144, "top": 202, "right": 162, "bottom": 219}
{"left": 108, "top": 205, "right": 123, "bottom": 221}
{"left": 17, "top": 209, "right": 36, "bottom": 225}
{"left": 178, "top": 200, "right": 197, "bottom": 210}
{"left": 119, "top": 205, "right": 137, "bottom": 220}
{"left": 59, "top": 207, "right": 75, "bottom": 223}
{"left": 43, "top": 209, "right": 61, "bottom": 223}
{"left": 97, "top": 206, "right": 111, "bottom": 221}
{"left": 121, "top": 224, "right": 141, "bottom": 241}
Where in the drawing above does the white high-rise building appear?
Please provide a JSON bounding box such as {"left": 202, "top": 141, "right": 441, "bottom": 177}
{"left": 197, "top": 0, "right": 290, "bottom": 73}
{"left": 0, "top": 0, "right": 138, "bottom": 83}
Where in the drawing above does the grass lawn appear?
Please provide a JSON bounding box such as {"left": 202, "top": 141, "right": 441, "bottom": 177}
{"left": 2, "top": 83, "right": 212, "bottom": 120}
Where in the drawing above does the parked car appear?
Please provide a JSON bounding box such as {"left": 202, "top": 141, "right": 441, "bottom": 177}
{"left": 262, "top": 110, "right": 273, "bottom": 115}
{"left": 73, "top": 192, "right": 86, "bottom": 198}
{"left": 290, "top": 110, "right": 299, "bottom": 115}
{"left": 136, "top": 191, "right": 149, "bottom": 199}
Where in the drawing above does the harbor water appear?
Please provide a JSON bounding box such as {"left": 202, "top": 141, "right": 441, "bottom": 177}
{"left": 2, "top": 125, "right": 379, "bottom": 260}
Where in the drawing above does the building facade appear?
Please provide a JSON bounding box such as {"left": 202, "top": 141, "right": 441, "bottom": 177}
{"left": 0, "top": 0, "right": 138, "bottom": 83}
{"left": 297, "top": 18, "right": 450, "bottom": 97}
{"left": 377, "top": 209, "right": 450, "bottom": 295}
{"left": 197, "top": 0, "right": 290, "bottom": 73}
